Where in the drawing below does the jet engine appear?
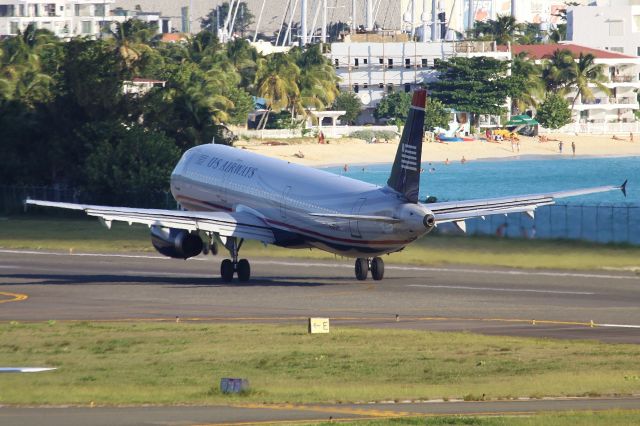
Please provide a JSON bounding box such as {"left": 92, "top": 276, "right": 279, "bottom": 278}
{"left": 150, "top": 226, "right": 203, "bottom": 259}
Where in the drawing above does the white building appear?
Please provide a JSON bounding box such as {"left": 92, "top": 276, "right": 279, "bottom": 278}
{"left": 567, "top": 0, "right": 640, "bottom": 57}
{"left": 513, "top": 44, "right": 640, "bottom": 133}
{"left": 328, "top": 34, "right": 510, "bottom": 123}
{"left": 0, "top": 1, "right": 172, "bottom": 39}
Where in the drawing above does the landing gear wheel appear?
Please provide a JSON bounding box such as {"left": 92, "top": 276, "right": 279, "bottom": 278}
{"left": 355, "top": 258, "right": 368, "bottom": 281}
{"left": 371, "top": 257, "right": 384, "bottom": 281}
{"left": 237, "top": 259, "right": 251, "bottom": 282}
{"left": 220, "top": 259, "right": 234, "bottom": 282}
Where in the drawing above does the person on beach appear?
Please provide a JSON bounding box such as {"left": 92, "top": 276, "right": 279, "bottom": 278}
{"left": 461, "top": 156, "right": 467, "bottom": 164}
{"left": 343, "top": 164, "right": 349, "bottom": 172}
{"left": 571, "top": 141, "right": 576, "bottom": 156}
{"left": 631, "top": 133, "right": 634, "bottom": 142}
{"left": 444, "top": 158, "right": 450, "bottom": 165}
{"left": 558, "top": 141, "right": 563, "bottom": 153}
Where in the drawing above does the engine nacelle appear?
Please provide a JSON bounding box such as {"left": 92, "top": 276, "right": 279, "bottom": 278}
{"left": 150, "top": 226, "right": 203, "bottom": 259}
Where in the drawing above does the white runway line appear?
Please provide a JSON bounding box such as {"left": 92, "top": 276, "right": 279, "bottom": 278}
{"left": 408, "top": 284, "right": 595, "bottom": 295}
{"left": 1, "top": 249, "right": 638, "bottom": 281}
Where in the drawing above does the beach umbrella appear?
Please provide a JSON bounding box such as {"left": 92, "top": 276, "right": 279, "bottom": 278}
{"left": 506, "top": 115, "right": 539, "bottom": 126}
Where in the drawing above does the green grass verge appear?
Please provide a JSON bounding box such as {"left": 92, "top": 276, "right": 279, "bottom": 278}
{"left": 0, "top": 322, "right": 639, "bottom": 405}
{"left": 309, "top": 411, "right": 640, "bottom": 426}
{"left": 1, "top": 217, "right": 639, "bottom": 271}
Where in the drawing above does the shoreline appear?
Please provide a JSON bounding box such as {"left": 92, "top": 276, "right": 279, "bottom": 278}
{"left": 239, "top": 134, "right": 640, "bottom": 167}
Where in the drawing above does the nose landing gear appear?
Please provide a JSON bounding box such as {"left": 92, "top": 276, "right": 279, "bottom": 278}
{"left": 354, "top": 257, "right": 384, "bottom": 281}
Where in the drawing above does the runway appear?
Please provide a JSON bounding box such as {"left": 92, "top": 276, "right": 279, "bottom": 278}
{"left": 1, "top": 249, "right": 640, "bottom": 343}
{"left": 2, "top": 397, "right": 640, "bottom": 426}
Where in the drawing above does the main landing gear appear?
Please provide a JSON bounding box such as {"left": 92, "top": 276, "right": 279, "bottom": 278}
{"left": 219, "top": 237, "right": 251, "bottom": 283}
{"left": 354, "top": 257, "right": 384, "bottom": 281}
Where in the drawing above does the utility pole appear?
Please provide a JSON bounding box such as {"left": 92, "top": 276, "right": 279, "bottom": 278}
{"left": 301, "top": 0, "right": 307, "bottom": 45}
{"left": 321, "top": 0, "right": 327, "bottom": 43}
{"left": 351, "top": 0, "right": 356, "bottom": 33}
{"left": 431, "top": 0, "right": 437, "bottom": 41}
{"left": 366, "top": 0, "right": 373, "bottom": 31}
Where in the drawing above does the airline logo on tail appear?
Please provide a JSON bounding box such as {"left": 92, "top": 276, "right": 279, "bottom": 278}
{"left": 401, "top": 144, "right": 418, "bottom": 171}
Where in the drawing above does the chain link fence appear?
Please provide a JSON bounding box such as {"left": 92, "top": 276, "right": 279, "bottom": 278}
{"left": 465, "top": 203, "right": 640, "bottom": 245}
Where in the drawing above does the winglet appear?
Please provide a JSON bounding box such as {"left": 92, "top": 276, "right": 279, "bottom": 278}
{"left": 620, "top": 179, "right": 628, "bottom": 197}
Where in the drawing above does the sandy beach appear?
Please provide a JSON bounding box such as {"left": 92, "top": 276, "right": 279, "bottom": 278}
{"left": 238, "top": 134, "right": 640, "bottom": 167}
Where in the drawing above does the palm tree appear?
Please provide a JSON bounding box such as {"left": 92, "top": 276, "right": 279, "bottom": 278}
{"left": 511, "top": 52, "right": 545, "bottom": 114}
{"left": 569, "top": 52, "right": 610, "bottom": 110}
{"left": 225, "top": 38, "right": 258, "bottom": 89}
{"left": 254, "top": 53, "right": 300, "bottom": 128}
{"left": 470, "top": 15, "right": 519, "bottom": 45}
{"left": 109, "top": 19, "right": 155, "bottom": 72}
{"left": 541, "top": 49, "right": 576, "bottom": 93}
{"left": 292, "top": 45, "right": 339, "bottom": 112}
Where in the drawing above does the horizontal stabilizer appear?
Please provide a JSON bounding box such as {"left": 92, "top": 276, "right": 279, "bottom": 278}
{"left": 309, "top": 213, "right": 400, "bottom": 223}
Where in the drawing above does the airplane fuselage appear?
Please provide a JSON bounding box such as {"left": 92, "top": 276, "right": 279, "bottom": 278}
{"left": 170, "top": 144, "right": 433, "bottom": 257}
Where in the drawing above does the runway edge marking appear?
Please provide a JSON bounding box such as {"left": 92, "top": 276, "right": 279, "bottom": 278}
{"left": 0, "top": 292, "right": 28, "bottom": 304}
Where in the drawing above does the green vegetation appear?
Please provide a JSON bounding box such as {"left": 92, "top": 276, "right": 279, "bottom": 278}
{"left": 1, "top": 217, "right": 640, "bottom": 272}
{"left": 536, "top": 93, "right": 572, "bottom": 130}
{"left": 348, "top": 130, "right": 397, "bottom": 142}
{"left": 0, "top": 322, "right": 639, "bottom": 405}
{"left": 310, "top": 411, "right": 640, "bottom": 426}
{"left": 332, "top": 92, "right": 363, "bottom": 125}
{"left": 423, "top": 98, "right": 450, "bottom": 132}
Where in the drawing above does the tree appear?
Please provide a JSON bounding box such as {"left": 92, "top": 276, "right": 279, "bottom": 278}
{"left": 550, "top": 2, "right": 580, "bottom": 42}
{"left": 109, "top": 19, "right": 157, "bottom": 73}
{"left": 332, "top": 92, "right": 362, "bottom": 124}
{"left": 423, "top": 98, "right": 449, "bottom": 131}
{"left": 511, "top": 52, "right": 545, "bottom": 114}
{"left": 82, "top": 122, "right": 180, "bottom": 205}
{"left": 471, "top": 15, "right": 518, "bottom": 44}
{"left": 536, "top": 93, "right": 572, "bottom": 129}
{"left": 570, "top": 52, "right": 609, "bottom": 110}
{"left": 202, "top": 2, "right": 254, "bottom": 37}
{"left": 291, "top": 44, "right": 339, "bottom": 112}
{"left": 254, "top": 53, "right": 300, "bottom": 127}
{"left": 374, "top": 91, "right": 412, "bottom": 126}
{"left": 541, "top": 49, "right": 576, "bottom": 93}
{"left": 428, "top": 57, "right": 522, "bottom": 125}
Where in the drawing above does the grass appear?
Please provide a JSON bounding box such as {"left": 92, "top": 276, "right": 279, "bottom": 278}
{"left": 308, "top": 411, "right": 640, "bottom": 426}
{"left": 0, "top": 322, "right": 639, "bottom": 405}
{"left": 1, "top": 216, "right": 639, "bottom": 271}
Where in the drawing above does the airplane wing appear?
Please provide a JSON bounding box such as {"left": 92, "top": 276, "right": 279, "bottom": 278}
{"left": 428, "top": 181, "right": 627, "bottom": 230}
{"left": 25, "top": 200, "right": 275, "bottom": 244}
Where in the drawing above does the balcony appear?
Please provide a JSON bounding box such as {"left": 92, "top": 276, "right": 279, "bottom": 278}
{"left": 611, "top": 75, "right": 637, "bottom": 83}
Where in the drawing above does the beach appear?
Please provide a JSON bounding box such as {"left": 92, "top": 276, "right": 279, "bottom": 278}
{"left": 238, "top": 134, "right": 640, "bottom": 167}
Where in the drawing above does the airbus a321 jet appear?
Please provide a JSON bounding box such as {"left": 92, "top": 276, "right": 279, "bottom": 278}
{"left": 27, "top": 90, "right": 627, "bottom": 282}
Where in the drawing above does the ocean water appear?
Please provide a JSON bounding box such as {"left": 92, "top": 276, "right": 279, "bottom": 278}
{"left": 325, "top": 156, "right": 639, "bottom": 206}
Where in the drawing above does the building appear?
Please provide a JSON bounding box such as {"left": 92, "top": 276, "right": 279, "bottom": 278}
{"left": 328, "top": 34, "right": 510, "bottom": 123}
{"left": 0, "top": 1, "right": 173, "bottom": 39}
{"left": 123, "top": 77, "right": 166, "bottom": 96}
{"left": 513, "top": 43, "right": 640, "bottom": 133}
{"left": 567, "top": 0, "right": 640, "bottom": 57}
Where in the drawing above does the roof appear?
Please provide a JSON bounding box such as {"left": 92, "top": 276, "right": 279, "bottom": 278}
{"left": 511, "top": 44, "right": 637, "bottom": 60}
{"left": 161, "top": 33, "right": 187, "bottom": 43}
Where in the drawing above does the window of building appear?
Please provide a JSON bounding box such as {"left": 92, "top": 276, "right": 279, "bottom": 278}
{"left": 354, "top": 58, "right": 359, "bottom": 67}
{"left": 379, "top": 58, "right": 384, "bottom": 64}
{"left": 610, "top": 47, "right": 624, "bottom": 53}
{"left": 633, "top": 15, "right": 640, "bottom": 32}
{"left": 81, "top": 21, "right": 92, "bottom": 34}
{"left": 387, "top": 83, "right": 394, "bottom": 93}
{"left": 44, "top": 3, "right": 56, "bottom": 17}
{"left": 9, "top": 21, "right": 19, "bottom": 34}
{"left": 378, "top": 83, "right": 384, "bottom": 89}
{"left": 334, "top": 58, "right": 339, "bottom": 68}
{"left": 387, "top": 58, "right": 393, "bottom": 68}
{"left": 421, "top": 58, "right": 428, "bottom": 67}
{"left": 609, "top": 20, "right": 623, "bottom": 36}
{"left": 404, "top": 83, "right": 411, "bottom": 93}
{"left": 363, "top": 58, "right": 368, "bottom": 65}
{"left": 353, "top": 83, "right": 359, "bottom": 93}
{"left": 363, "top": 83, "right": 368, "bottom": 89}
{"left": 75, "top": 4, "right": 80, "bottom": 16}
{"left": 637, "top": 46, "right": 640, "bottom": 56}
{"left": 0, "top": 5, "right": 16, "bottom": 17}
{"left": 95, "top": 4, "right": 106, "bottom": 17}
{"left": 405, "top": 58, "right": 411, "bottom": 68}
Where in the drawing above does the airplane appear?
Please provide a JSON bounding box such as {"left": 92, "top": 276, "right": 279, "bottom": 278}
{"left": 26, "top": 89, "right": 627, "bottom": 282}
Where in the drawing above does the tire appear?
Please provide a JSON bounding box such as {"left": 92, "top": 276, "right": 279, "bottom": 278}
{"left": 371, "top": 257, "right": 384, "bottom": 281}
{"left": 220, "top": 259, "right": 235, "bottom": 282}
{"left": 237, "top": 259, "right": 251, "bottom": 282}
{"left": 355, "top": 258, "right": 368, "bottom": 280}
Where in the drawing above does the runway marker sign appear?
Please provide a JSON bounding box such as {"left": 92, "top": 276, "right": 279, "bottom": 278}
{"left": 308, "top": 318, "right": 330, "bottom": 334}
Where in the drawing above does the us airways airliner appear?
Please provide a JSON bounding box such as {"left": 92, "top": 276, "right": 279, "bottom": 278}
{"left": 27, "top": 90, "right": 627, "bottom": 282}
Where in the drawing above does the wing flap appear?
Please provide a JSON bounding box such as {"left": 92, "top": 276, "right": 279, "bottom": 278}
{"left": 308, "top": 213, "right": 401, "bottom": 223}
{"left": 25, "top": 199, "right": 275, "bottom": 244}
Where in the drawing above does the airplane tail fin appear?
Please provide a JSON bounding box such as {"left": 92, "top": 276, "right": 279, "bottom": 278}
{"left": 386, "top": 89, "right": 426, "bottom": 203}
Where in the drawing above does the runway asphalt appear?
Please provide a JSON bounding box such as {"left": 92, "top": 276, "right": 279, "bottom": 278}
{"left": 1, "top": 249, "right": 640, "bottom": 343}
{"left": 2, "top": 397, "right": 640, "bottom": 426}
{"left": 1, "top": 249, "right": 640, "bottom": 424}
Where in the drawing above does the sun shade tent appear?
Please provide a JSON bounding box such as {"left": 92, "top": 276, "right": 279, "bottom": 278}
{"left": 506, "top": 115, "right": 539, "bottom": 126}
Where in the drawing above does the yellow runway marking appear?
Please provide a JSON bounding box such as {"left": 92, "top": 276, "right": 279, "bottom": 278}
{"left": 0, "top": 291, "right": 28, "bottom": 304}
{"left": 231, "top": 402, "right": 421, "bottom": 417}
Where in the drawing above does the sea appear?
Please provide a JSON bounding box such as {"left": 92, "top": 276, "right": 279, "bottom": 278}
{"left": 325, "top": 156, "right": 640, "bottom": 206}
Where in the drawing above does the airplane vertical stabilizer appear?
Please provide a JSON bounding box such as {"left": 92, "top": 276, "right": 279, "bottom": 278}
{"left": 387, "top": 89, "right": 426, "bottom": 203}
